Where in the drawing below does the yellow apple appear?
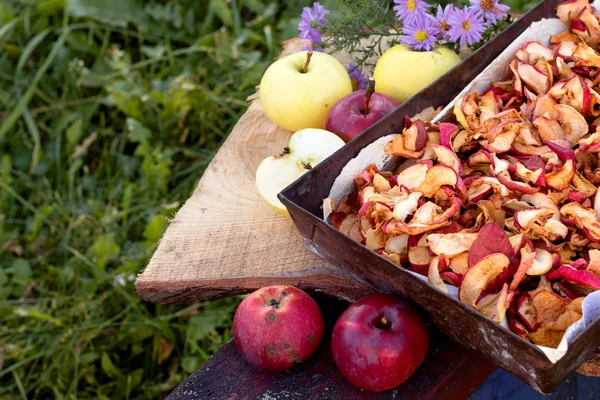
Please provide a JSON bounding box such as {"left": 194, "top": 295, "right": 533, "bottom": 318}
{"left": 255, "top": 128, "right": 345, "bottom": 215}
{"left": 260, "top": 51, "right": 353, "bottom": 132}
{"left": 373, "top": 45, "right": 461, "bottom": 103}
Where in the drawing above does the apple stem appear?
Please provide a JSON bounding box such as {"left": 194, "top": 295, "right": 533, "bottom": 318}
{"left": 364, "top": 77, "right": 375, "bottom": 114}
{"left": 303, "top": 51, "right": 313, "bottom": 74}
{"left": 380, "top": 317, "right": 388, "bottom": 329}
{"left": 301, "top": 161, "right": 312, "bottom": 170}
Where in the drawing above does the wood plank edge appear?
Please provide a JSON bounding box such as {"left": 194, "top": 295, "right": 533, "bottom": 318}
{"left": 135, "top": 274, "right": 374, "bottom": 304}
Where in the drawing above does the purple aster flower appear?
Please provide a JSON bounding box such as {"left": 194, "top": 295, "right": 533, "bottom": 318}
{"left": 435, "top": 4, "right": 457, "bottom": 40}
{"left": 400, "top": 14, "right": 440, "bottom": 51}
{"left": 301, "top": 44, "right": 324, "bottom": 52}
{"left": 447, "top": 7, "right": 486, "bottom": 47}
{"left": 298, "top": 2, "right": 330, "bottom": 45}
{"left": 393, "top": 0, "right": 430, "bottom": 25}
{"left": 346, "top": 63, "right": 369, "bottom": 91}
{"left": 470, "top": 0, "right": 510, "bottom": 26}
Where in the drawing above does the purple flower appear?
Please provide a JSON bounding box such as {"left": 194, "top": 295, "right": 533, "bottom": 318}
{"left": 470, "top": 0, "right": 510, "bottom": 26}
{"left": 393, "top": 0, "right": 430, "bottom": 24}
{"left": 346, "top": 63, "right": 369, "bottom": 91}
{"left": 400, "top": 14, "right": 440, "bottom": 51}
{"left": 298, "top": 2, "right": 330, "bottom": 45}
{"left": 301, "top": 44, "right": 324, "bottom": 52}
{"left": 435, "top": 4, "right": 457, "bottom": 40}
{"left": 447, "top": 7, "right": 486, "bottom": 47}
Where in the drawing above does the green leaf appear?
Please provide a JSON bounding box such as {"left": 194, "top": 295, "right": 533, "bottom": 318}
{"left": 67, "top": 0, "right": 144, "bottom": 29}
{"left": 15, "top": 28, "right": 52, "bottom": 78}
{"left": 126, "top": 118, "right": 151, "bottom": 143}
{"left": 0, "top": 268, "right": 8, "bottom": 286}
{"left": 66, "top": 118, "right": 83, "bottom": 150}
{"left": 181, "top": 356, "right": 201, "bottom": 374}
{"left": 0, "top": 18, "right": 18, "bottom": 41}
{"left": 0, "top": 21, "right": 69, "bottom": 140}
{"left": 36, "top": 0, "right": 67, "bottom": 16}
{"left": 79, "top": 352, "right": 99, "bottom": 365}
{"left": 143, "top": 215, "right": 168, "bottom": 243}
{"left": 141, "top": 44, "right": 166, "bottom": 59}
{"left": 90, "top": 234, "right": 120, "bottom": 259}
{"left": 7, "top": 259, "right": 32, "bottom": 279}
{"left": 101, "top": 352, "right": 123, "bottom": 379}
{"left": 187, "top": 308, "right": 229, "bottom": 343}
{"left": 13, "top": 308, "right": 63, "bottom": 326}
{"left": 211, "top": 0, "right": 232, "bottom": 27}
{"left": 113, "top": 92, "right": 146, "bottom": 123}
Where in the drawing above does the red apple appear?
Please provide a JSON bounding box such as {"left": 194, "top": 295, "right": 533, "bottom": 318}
{"left": 324, "top": 80, "right": 399, "bottom": 142}
{"left": 233, "top": 285, "right": 324, "bottom": 372}
{"left": 331, "top": 293, "right": 429, "bottom": 392}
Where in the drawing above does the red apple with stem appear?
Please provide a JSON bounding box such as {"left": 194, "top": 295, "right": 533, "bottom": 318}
{"left": 331, "top": 293, "right": 429, "bottom": 392}
{"left": 325, "top": 78, "right": 399, "bottom": 142}
{"left": 233, "top": 285, "right": 324, "bottom": 372}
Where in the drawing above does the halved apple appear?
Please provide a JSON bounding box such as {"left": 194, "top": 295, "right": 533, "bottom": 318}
{"left": 256, "top": 128, "right": 344, "bottom": 215}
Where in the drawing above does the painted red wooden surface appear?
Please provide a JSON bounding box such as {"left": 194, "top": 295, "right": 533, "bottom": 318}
{"left": 167, "top": 298, "right": 496, "bottom": 399}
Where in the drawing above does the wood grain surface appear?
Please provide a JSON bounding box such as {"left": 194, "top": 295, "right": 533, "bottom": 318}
{"left": 135, "top": 38, "right": 377, "bottom": 304}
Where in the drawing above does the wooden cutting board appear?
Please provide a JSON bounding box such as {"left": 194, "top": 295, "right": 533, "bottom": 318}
{"left": 135, "top": 39, "right": 377, "bottom": 304}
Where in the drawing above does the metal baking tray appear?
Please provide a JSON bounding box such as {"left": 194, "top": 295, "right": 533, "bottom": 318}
{"left": 279, "top": 0, "right": 600, "bottom": 393}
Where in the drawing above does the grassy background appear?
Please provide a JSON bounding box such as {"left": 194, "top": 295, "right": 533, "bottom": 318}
{"left": 0, "top": 0, "right": 538, "bottom": 398}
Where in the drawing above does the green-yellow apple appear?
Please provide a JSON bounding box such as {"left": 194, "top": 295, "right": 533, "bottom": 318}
{"left": 373, "top": 45, "right": 461, "bottom": 103}
{"left": 256, "top": 128, "right": 345, "bottom": 215}
{"left": 260, "top": 51, "right": 353, "bottom": 132}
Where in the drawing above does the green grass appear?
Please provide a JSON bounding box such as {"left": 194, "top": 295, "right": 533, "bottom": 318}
{"left": 0, "top": 1, "right": 539, "bottom": 398}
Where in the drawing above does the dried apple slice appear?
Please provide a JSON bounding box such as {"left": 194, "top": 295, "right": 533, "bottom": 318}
{"left": 392, "top": 192, "right": 422, "bottom": 222}
{"left": 429, "top": 256, "right": 448, "bottom": 293}
{"left": 427, "top": 232, "right": 478, "bottom": 257}
{"left": 404, "top": 120, "right": 429, "bottom": 152}
{"left": 517, "top": 60, "right": 551, "bottom": 95}
{"left": 508, "top": 233, "right": 527, "bottom": 254}
{"left": 385, "top": 132, "right": 425, "bottom": 159}
{"left": 514, "top": 163, "right": 545, "bottom": 186}
{"left": 416, "top": 166, "right": 458, "bottom": 197}
{"left": 517, "top": 293, "right": 538, "bottom": 331}
{"left": 476, "top": 283, "right": 509, "bottom": 322}
{"left": 554, "top": 104, "right": 589, "bottom": 144}
{"left": 479, "top": 91, "right": 501, "bottom": 123}
{"left": 545, "top": 140, "right": 575, "bottom": 162}
{"left": 432, "top": 144, "right": 463, "bottom": 176}
{"left": 365, "top": 227, "right": 386, "bottom": 250}
{"left": 467, "top": 183, "right": 493, "bottom": 203}
{"left": 588, "top": 249, "right": 600, "bottom": 277}
{"left": 395, "top": 162, "right": 430, "bottom": 191}
{"left": 546, "top": 160, "right": 576, "bottom": 190}
{"left": 468, "top": 222, "right": 516, "bottom": 267}
{"left": 561, "top": 202, "right": 600, "bottom": 242}
{"left": 372, "top": 173, "right": 391, "bottom": 193}
{"left": 511, "top": 245, "right": 536, "bottom": 291}
{"left": 496, "top": 171, "right": 538, "bottom": 194}
{"left": 385, "top": 234, "right": 409, "bottom": 257}
{"left": 556, "top": 0, "right": 592, "bottom": 23}
{"left": 449, "top": 252, "right": 469, "bottom": 275}
{"left": 527, "top": 248, "right": 554, "bottom": 276}
{"left": 546, "top": 265, "right": 600, "bottom": 289}
{"left": 439, "top": 122, "right": 458, "bottom": 149}
{"left": 534, "top": 116, "right": 566, "bottom": 142}
{"left": 409, "top": 246, "right": 433, "bottom": 271}
{"left": 579, "top": 131, "right": 600, "bottom": 153}
{"left": 460, "top": 253, "right": 511, "bottom": 307}
{"left": 520, "top": 41, "right": 555, "bottom": 63}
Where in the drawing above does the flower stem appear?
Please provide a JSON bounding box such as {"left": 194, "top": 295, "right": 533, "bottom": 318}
{"left": 364, "top": 77, "right": 375, "bottom": 114}
{"left": 303, "top": 51, "right": 313, "bottom": 74}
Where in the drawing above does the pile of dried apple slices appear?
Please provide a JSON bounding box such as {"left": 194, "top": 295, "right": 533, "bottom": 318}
{"left": 328, "top": 0, "right": 600, "bottom": 349}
